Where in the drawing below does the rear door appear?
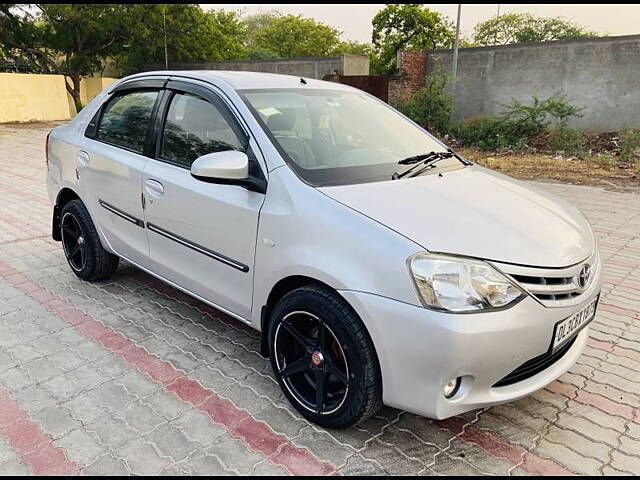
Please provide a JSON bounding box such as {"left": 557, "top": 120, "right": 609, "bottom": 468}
{"left": 79, "top": 79, "right": 165, "bottom": 265}
{"left": 141, "top": 80, "right": 266, "bottom": 319}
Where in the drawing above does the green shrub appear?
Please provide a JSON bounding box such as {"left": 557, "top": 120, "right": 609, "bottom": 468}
{"left": 619, "top": 126, "right": 640, "bottom": 165}
{"left": 394, "top": 71, "right": 453, "bottom": 134}
{"left": 498, "top": 95, "right": 584, "bottom": 135}
{"left": 549, "top": 124, "right": 586, "bottom": 155}
{"left": 450, "top": 94, "right": 584, "bottom": 151}
{"left": 450, "top": 117, "right": 528, "bottom": 151}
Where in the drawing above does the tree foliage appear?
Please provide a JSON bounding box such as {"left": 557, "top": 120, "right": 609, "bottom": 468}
{"left": 333, "top": 40, "right": 372, "bottom": 57}
{"left": 0, "top": 4, "right": 131, "bottom": 111}
{"left": 245, "top": 13, "right": 343, "bottom": 59}
{"left": 371, "top": 4, "right": 454, "bottom": 74}
{"left": 115, "top": 5, "right": 245, "bottom": 74}
{"left": 472, "top": 13, "right": 598, "bottom": 46}
{"left": 0, "top": 4, "right": 246, "bottom": 110}
{"left": 241, "top": 11, "right": 372, "bottom": 59}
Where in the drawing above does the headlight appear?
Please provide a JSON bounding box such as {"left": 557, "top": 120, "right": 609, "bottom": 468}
{"left": 408, "top": 252, "right": 524, "bottom": 312}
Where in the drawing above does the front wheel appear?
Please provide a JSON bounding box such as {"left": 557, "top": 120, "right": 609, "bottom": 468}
{"left": 60, "top": 199, "right": 119, "bottom": 281}
{"left": 268, "top": 286, "right": 382, "bottom": 429}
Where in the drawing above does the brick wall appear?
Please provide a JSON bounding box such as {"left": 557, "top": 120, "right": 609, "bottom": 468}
{"left": 388, "top": 50, "right": 428, "bottom": 103}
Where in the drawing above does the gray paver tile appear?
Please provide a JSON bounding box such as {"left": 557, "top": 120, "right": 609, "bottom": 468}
{"left": 1, "top": 124, "right": 640, "bottom": 475}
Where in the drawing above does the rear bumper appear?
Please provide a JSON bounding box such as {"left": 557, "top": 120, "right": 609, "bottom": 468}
{"left": 47, "top": 169, "right": 61, "bottom": 240}
{"left": 339, "top": 265, "right": 601, "bottom": 419}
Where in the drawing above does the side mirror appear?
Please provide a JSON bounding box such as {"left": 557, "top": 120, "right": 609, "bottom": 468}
{"left": 191, "top": 150, "right": 248, "bottom": 181}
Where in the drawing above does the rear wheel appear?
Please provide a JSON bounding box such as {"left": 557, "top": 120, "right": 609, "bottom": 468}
{"left": 268, "top": 286, "right": 382, "bottom": 429}
{"left": 60, "top": 199, "right": 119, "bottom": 281}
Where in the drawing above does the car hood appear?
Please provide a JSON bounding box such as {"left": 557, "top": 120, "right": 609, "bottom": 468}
{"left": 318, "top": 165, "right": 594, "bottom": 267}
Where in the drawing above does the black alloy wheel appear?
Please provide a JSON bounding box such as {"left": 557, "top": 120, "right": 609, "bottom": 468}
{"left": 269, "top": 286, "right": 382, "bottom": 429}
{"left": 61, "top": 211, "right": 86, "bottom": 272}
{"left": 273, "top": 310, "right": 350, "bottom": 415}
{"left": 59, "top": 199, "right": 119, "bottom": 281}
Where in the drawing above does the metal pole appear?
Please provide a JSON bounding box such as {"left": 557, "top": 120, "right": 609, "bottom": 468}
{"left": 494, "top": 5, "right": 501, "bottom": 45}
{"left": 163, "top": 9, "right": 168, "bottom": 70}
{"left": 452, "top": 4, "right": 461, "bottom": 78}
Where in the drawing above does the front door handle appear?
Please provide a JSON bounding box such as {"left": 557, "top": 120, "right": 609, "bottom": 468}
{"left": 144, "top": 179, "right": 164, "bottom": 197}
{"left": 77, "top": 150, "right": 90, "bottom": 167}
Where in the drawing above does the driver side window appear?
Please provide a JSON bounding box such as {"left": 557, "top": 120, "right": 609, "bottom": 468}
{"left": 160, "top": 92, "right": 244, "bottom": 168}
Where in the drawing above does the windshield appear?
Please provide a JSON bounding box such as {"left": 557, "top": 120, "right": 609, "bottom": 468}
{"left": 240, "top": 88, "right": 464, "bottom": 186}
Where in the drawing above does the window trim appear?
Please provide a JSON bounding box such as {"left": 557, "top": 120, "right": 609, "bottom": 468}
{"left": 154, "top": 90, "right": 245, "bottom": 169}
{"left": 152, "top": 80, "right": 250, "bottom": 168}
{"left": 85, "top": 86, "right": 163, "bottom": 157}
{"left": 109, "top": 78, "right": 168, "bottom": 94}
{"left": 148, "top": 80, "right": 267, "bottom": 193}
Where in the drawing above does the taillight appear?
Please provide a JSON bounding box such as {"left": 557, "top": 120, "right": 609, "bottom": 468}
{"left": 45, "top": 131, "right": 51, "bottom": 170}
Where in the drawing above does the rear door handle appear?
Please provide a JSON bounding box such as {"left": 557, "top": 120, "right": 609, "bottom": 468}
{"left": 77, "top": 150, "right": 89, "bottom": 167}
{"left": 144, "top": 179, "right": 164, "bottom": 196}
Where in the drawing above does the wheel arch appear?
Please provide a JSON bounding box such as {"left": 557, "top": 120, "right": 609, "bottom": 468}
{"left": 260, "top": 275, "right": 340, "bottom": 357}
{"left": 52, "top": 187, "right": 81, "bottom": 241}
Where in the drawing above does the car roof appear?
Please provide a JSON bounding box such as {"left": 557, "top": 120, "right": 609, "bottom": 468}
{"left": 129, "top": 70, "right": 354, "bottom": 92}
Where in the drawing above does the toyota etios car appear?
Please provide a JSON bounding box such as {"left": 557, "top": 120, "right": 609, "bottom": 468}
{"left": 46, "top": 71, "right": 601, "bottom": 429}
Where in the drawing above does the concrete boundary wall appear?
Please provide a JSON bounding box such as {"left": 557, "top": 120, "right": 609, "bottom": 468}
{"left": 426, "top": 35, "right": 640, "bottom": 132}
{"left": 0, "top": 73, "right": 118, "bottom": 123}
{"left": 145, "top": 54, "right": 370, "bottom": 80}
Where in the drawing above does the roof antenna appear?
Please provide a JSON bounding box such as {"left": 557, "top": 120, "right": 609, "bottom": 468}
{"left": 300, "top": 77, "right": 307, "bottom": 85}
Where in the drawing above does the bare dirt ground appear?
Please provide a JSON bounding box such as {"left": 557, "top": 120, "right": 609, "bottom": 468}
{"left": 463, "top": 149, "right": 640, "bottom": 192}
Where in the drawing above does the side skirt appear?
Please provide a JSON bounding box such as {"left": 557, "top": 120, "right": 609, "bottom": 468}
{"left": 114, "top": 253, "right": 256, "bottom": 328}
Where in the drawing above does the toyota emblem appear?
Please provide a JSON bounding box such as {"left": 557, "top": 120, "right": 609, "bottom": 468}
{"left": 577, "top": 264, "right": 591, "bottom": 290}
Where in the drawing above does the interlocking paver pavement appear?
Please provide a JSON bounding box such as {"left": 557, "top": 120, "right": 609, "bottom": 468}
{"left": 0, "top": 122, "right": 639, "bottom": 475}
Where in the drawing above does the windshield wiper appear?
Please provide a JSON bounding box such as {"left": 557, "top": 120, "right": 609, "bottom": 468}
{"left": 397, "top": 151, "right": 448, "bottom": 165}
{"left": 392, "top": 151, "right": 454, "bottom": 179}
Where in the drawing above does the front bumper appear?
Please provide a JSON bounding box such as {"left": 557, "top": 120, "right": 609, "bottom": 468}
{"left": 339, "top": 265, "right": 601, "bottom": 419}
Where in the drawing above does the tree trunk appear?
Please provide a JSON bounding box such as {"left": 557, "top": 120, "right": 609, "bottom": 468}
{"left": 65, "top": 74, "right": 83, "bottom": 114}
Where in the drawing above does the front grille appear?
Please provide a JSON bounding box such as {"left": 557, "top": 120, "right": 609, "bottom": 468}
{"left": 493, "top": 336, "right": 577, "bottom": 388}
{"left": 510, "top": 274, "right": 582, "bottom": 302}
{"left": 492, "top": 250, "right": 599, "bottom": 308}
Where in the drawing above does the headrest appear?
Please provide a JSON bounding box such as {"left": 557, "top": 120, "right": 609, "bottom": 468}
{"left": 182, "top": 97, "right": 221, "bottom": 128}
{"left": 267, "top": 108, "right": 295, "bottom": 132}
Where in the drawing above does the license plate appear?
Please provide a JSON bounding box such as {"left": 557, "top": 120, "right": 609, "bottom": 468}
{"left": 552, "top": 296, "right": 598, "bottom": 350}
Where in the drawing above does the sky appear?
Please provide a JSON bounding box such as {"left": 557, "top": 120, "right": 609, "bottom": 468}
{"left": 204, "top": 4, "right": 640, "bottom": 42}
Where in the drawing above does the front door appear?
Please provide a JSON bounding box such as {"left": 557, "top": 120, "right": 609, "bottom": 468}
{"left": 142, "top": 83, "right": 265, "bottom": 320}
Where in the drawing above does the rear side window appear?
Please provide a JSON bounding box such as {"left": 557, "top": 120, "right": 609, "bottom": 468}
{"left": 96, "top": 90, "right": 158, "bottom": 153}
{"left": 160, "top": 92, "right": 243, "bottom": 168}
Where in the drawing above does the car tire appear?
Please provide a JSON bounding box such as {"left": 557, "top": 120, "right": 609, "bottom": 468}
{"left": 268, "top": 285, "right": 382, "bottom": 429}
{"left": 60, "top": 199, "right": 119, "bottom": 281}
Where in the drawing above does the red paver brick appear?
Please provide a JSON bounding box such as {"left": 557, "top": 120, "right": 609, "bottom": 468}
{"left": 437, "top": 417, "right": 575, "bottom": 476}
{"left": 0, "top": 389, "right": 80, "bottom": 475}
{"left": 22, "top": 443, "right": 81, "bottom": 476}
{"left": 166, "top": 377, "right": 213, "bottom": 406}
{"left": 0, "top": 259, "right": 337, "bottom": 476}
{"left": 599, "top": 303, "right": 640, "bottom": 320}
